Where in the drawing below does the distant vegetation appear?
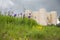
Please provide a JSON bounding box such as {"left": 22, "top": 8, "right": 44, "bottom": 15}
{"left": 0, "top": 15, "right": 60, "bottom": 40}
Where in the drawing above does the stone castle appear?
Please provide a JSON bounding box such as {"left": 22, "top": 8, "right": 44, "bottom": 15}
{"left": 24, "top": 8, "right": 57, "bottom": 25}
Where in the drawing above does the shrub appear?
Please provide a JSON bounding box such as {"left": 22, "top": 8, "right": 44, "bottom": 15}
{"left": 56, "top": 23, "right": 60, "bottom": 27}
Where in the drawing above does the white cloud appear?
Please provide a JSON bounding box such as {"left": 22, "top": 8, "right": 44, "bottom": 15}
{"left": 0, "top": 0, "right": 14, "bottom": 9}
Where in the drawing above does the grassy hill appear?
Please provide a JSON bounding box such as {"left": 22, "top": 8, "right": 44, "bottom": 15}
{"left": 0, "top": 15, "right": 60, "bottom": 40}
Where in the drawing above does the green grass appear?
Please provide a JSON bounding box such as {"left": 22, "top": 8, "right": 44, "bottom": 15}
{"left": 0, "top": 15, "right": 60, "bottom": 40}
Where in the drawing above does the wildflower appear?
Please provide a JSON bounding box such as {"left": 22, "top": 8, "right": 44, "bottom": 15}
{"left": 36, "top": 26, "right": 43, "bottom": 31}
{"left": 14, "top": 14, "right": 16, "bottom": 17}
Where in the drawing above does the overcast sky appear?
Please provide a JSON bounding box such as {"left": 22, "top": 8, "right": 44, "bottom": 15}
{"left": 1, "top": 0, "right": 60, "bottom": 16}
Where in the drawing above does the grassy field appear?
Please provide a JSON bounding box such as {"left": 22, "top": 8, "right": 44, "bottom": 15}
{"left": 0, "top": 15, "right": 60, "bottom": 40}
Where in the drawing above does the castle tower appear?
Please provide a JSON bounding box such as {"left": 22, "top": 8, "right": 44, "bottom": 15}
{"left": 50, "top": 11, "right": 57, "bottom": 25}
{"left": 39, "top": 8, "right": 47, "bottom": 25}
